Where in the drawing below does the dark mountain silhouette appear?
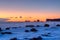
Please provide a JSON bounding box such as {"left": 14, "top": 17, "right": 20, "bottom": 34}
{"left": 46, "top": 18, "right": 60, "bottom": 21}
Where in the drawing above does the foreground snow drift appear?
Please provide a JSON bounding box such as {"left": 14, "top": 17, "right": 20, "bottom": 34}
{"left": 0, "top": 26, "right": 60, "bottom": 40}
{"left": 0, "top": 22, "right": 60, "bottom": 40}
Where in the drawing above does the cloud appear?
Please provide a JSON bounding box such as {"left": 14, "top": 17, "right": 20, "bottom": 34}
{"left": 0, "top": 18, "right": 9, "bottom": 22}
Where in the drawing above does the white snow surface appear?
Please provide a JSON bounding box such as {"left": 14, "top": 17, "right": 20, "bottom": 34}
{"left": 0, "top": 22, "right": 60, "bottom": 40}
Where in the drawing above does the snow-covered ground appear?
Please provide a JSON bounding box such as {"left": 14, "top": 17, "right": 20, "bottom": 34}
{"left": 0, "top": 22, "right": 60, "bottom": 29}
{"left": 0, "top": 22, "right": 60, "bottom": 40}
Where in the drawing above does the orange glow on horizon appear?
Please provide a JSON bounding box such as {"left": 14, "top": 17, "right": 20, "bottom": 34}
{"left": 7, "top": 17, "right": 42, "bottom": 22}
{"left": 6, "top": 16, "right": 60, "bottom": 22}
{"left": 0, "top": 9, "right": 60, "bottom": 22}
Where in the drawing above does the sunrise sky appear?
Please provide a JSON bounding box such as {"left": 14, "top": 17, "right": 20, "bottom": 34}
{"left": 0, "top": 0, "right": 60, "bottom": 22}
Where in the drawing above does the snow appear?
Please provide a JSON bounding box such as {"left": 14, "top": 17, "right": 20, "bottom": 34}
{"left": 0, "top": 22, "right": 60, "bottom": 40}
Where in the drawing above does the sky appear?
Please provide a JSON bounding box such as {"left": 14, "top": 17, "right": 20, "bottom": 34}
{"left": 0, "top": 0, "right": 60, "bottom": 22}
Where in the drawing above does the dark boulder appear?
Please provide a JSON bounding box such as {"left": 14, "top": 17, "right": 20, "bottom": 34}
{"left": 44, "top": 24, "right": 50, "bottom": 27}
{"left": 1, "top": 32, "right": 5, "bottom": 34}
{"left": 1, "top": 32, "right": 12, "bottom": 34}
{"left": 42, "top": 33, "right": 51, "bottom": 37}
{"left": 36, "top": 25, "right": 40, "bottom": 27}
{"left": 10, "top": 38, "right": 18, "bottom": 40}
{"left": 6, "top": 27, "right": 10, "bottom": 30}
{"left": 56, "top": 24, "right": 60, "bottom": 26}
{"left": 0, "top": 28, "right": 2, "bottom": 31}
{"left": 26, "top": 25, "right": 35, "bottom": 27}
{"left": 30, "top": 36, "right": 42, "bottom": 40}
{"left": 25, "top": 30, "right": 30, "bottom": 32}
{"left": 5, "top": 32, "right": 12, "bottom": 34}
{"left": 30, "top": 28, "right": 38, "bottom": 32}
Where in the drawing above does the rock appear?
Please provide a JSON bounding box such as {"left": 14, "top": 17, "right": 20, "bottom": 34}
{"left": 5, "top": 32, "right": 12, "bottom": 34}
{"left": 0, "top": 28, "right": 2, "bottom": 31}
{"left": 56, "top": 24, "right": 60, "bottom": 26}
{"left": 1, "top": 32, "right": 12, "bottom": 34}
{"left": 26, "top": 25, "right": 35, "bottom": 27}
{"left": 25, "top": 30, "right": 30, "bottom": 32}
{"left": 1, "top": 32, "right": 5, "bottom": 34}
{"left": 6, "top": 27, "right": 10, "bottom": 30}
{"left": 48, "top": 33, "right": 51, "bottom": 34}
{"left": 10, "top": 38, "right": 18, "bottom": 40}
{"left": 42, "top": 33, "right": 51, "bottom": 37}
{"left": 44, "top": 24, "right": 50, "bottom": 27}
{"left": 30, "top": 36, "right": 42, "bottom": 40}
{"left": 24, "top": 38, "right": 29, "bottom": 40}
{"left": 30, "top": 28, "right": 38, "bottom": 32}
{"left": 36, "top": 25, "right": 40, "bottom": 27}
